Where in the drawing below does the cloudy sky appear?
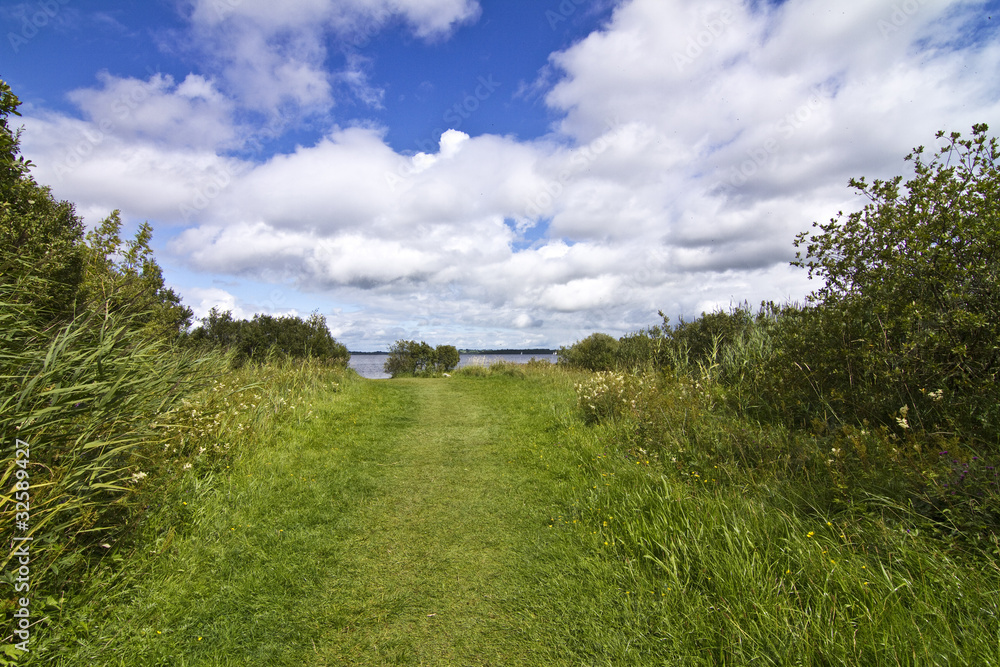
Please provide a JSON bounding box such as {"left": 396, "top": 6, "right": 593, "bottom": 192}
{"left": 4, "top": 0, "right": 999, "bottom": 350}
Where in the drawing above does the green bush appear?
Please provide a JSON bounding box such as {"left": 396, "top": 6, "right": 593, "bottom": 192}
{"left": 558, "top": 332, "right": 619, "bottom": 371}
{"left": 793, "top": 124, "right": 1000, "bottom": 445}
{"left": 383, "top": 340, "right": 460, "bottom": 377}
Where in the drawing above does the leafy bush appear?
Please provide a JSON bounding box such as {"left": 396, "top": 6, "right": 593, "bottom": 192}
{"left": 383, "top": 340, "right": 461, "bottom": 377}
{"left": 793, "top": 124, "right": 1000, "bottom": 444}
{"left": 558, "top": 333, "right": 619, "bottom": 371}
{"left": 570, "top": 125, "right": 1000, "bottom": 543}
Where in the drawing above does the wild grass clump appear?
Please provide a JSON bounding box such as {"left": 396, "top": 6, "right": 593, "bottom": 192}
{"left": 0, "top": 304, "right": 348, "bottom": 661}
{"left": 454, "top": 357, "right": 559, "bottom": 379}
{"left": 0, "top": 302, "right": 207, "bottom": 597}
{"left": 553, "top": 366, "right": 1000, "bottom": 662}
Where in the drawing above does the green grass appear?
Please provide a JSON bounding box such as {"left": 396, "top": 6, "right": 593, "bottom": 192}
{"left": 29, "top": 367, "right": 1000, "bottom": 666}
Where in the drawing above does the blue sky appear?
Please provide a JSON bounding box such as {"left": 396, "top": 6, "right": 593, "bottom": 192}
{"left": 3, "top": 0, "right": 999, "bottom": 350}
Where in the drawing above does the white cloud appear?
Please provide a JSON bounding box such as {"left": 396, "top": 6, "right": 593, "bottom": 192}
{"left": 65, "top": 71, "right": 237, "bottom": 149}
{"left": 183, "top": 0, "right": 481, "bottom": 114}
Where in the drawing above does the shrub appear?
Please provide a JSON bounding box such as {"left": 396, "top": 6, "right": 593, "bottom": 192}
{"left": 558, "top": 333, "right": 619, "bottom": 371}
{"left": 383, "top": 340, "right": 460, "bottom": 377}
{"left": 793, "top": 124, "right": 1000, "bottom": 445}
{"left": 188, "top": 309, "right": 349, "bottom": 368}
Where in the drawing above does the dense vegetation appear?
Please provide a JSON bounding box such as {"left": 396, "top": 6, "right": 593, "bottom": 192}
{"left": 383, "top": 340, "right": 461, "bottom": 377}
{"left": 0, "top": 80, "right": 350, "bottom": 663}
{"left": 559, "top": 124, "right": 1000, "bottom": 544}
{"left": 188, "top": 307, "right": 350, "bottom": 367}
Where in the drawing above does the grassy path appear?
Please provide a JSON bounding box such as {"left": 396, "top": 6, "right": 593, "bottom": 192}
{"left": 315, "top": 377, "right": 561, "bottom": 663}
{"left": 87, "top": 373, "right": 604, "bottom": 666}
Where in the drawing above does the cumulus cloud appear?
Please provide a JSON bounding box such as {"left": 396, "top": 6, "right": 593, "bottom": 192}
{"left": 62, "top": 71, "right": 237, "bottom": 150}
{"left": 183, "top": 0, "right": 481, "bottom": 113}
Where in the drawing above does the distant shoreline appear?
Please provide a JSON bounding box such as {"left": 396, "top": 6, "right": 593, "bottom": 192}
{"left": 349, "top": 349, "right": 559, "bottom": 356}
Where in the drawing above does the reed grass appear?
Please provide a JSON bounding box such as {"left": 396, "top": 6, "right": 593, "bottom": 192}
{"left": 0, "top": 267, "right": 349, "bottom": 662}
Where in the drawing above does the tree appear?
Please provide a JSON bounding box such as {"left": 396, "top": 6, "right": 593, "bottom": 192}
{"left": 435, "top": 344, "right": 460, "bottom": 372}
{"left": 188, "top": 309, "right": 349, "bottom": 367}
{"left": 81, "top": 210, "right": 193, "bottom": 338}
{"left": 1, "top": 80, "right": 194, "bottom": 336}
{"left": 383, "top": 340, "right": 459, "bottom": 377}
{"left": 1, "top": 79, "right": 86, "bottom": 323}
{"left": 558, "top": 333, "right": 620, "bottom": 372}
{"left": 793, "top": 124, "right": 1000, "bottom": 441}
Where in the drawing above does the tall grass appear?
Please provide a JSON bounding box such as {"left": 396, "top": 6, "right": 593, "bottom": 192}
{"left": 0, "top": 269, "right": 348, "bottom": 662}
{"left": 552, "top": 361, "right": 1000, "bottom": 663}
{"left": 0, "top": 300, "right": 206, "bottom": 589}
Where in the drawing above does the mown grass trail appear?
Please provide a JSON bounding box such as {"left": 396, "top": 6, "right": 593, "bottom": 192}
{"left": 314, "top": 377, "right": 564, "bottom": 664}
{"left": 79, "top": 373, "right": 607, "bottom": 666}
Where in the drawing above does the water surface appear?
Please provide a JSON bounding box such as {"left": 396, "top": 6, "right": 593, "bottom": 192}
{"left": 349, "top": 353, "right": 556, "bottom": 379}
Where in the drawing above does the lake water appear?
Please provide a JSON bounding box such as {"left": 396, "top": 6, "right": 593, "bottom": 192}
{"left": 348, "top": 353, "right": 557, "bottom": 379}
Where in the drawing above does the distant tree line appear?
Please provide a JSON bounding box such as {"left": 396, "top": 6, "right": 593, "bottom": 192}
{"left": 188, "top": 308, "right": 350, "bottom": 367}
{"left": 384, "top": 340, "right": 460, "bottom": 377}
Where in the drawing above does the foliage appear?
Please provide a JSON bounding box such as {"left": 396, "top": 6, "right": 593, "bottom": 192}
{"left": 0, "top": 82, "right": 85, "bottom": 324}
{"left": 614, "top": 326, "right": 667, "bottom": 371}
{"left": 435, "top": 344, "right": 461, "bottom": 373}
{"left": 46, "top": 368, "right": 1000, "bottom": 665}
{"left": 188, "top": 308, "right": 349, "bottom": 368}
{"left": 80, "top": 211, "right": 193, "bottom": 339}
{"left": 383, "top": 340, "right": 460, "bottom": 377}
{"left": 0, "top": 79, "right": 352, "bottom": 661}
{"left": 557, "top": 332, "right": 619, "bottom": 371}
{"left": 793, "top": 124, "right": 1000, "bottom": 444}
{"left": 0, "top": 280, "right": 211, "bottom": 621}
{"left": 564, "top": 125, "right": 1000, "bottom": 548}
{"left": 575, "top": 371, "right": 649, "bottom": 425}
